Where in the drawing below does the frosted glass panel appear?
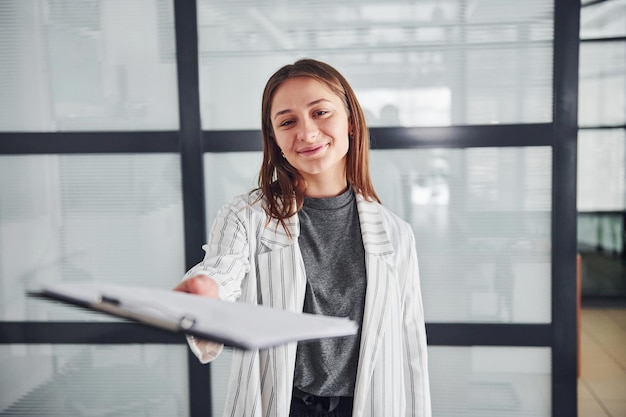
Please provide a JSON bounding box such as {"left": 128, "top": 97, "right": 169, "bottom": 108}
{"left": 204, "top": 152, "right": 262, "bottom": 226}
{"left": 202, "top": 148, "right": 552, "bottom": 323}
{"left": 209, "top": 348, "right": 233, "bottom": 417}
{"left": 0, "top": 0, "right": 178, "bottom": 131}
{"left": 0, "top": 344, "right": 189, "bottom": 416}
{"left": 197, "top": 0, "right": 554, "bottom": 129}
{"left": 578, "top": 41, "right": 626, "bottom": 127}
{"left": 429, "top": 346, "right": 551, "bottom": 417}
{"left": 577, "top": 129, "right": 626, "bottom": 211}
{"left": 580, "top": 0, "right": 626, "bottom": 39}
{"left": 0, "top": 154, "right": 185, "bottom": 321}
{"left": 371, "top": 147, "right": 552, "bottom": 323}
{"left": 208, "top": 345, "right": 551, "bottom": 417}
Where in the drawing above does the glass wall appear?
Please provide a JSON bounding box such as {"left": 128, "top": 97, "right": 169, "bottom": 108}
{"left": 372, "top": 147, "right": 552, "bottom": 324}
{"left": 205, "top": 146, "right": 553, "bottom": 416}
{"left": 0, "top": 0, "right": 580, "bottom": 416}
{"left": 577, "top": 0, "right": 626, "bottom": 298}
{"left": 0, "top": 154, "right": 185, "bottom": 322}
{"left": 205, "top": 148, "right": 553, "bottom": 325}
{"left": 0, "top": 0, "right": 188, "bottom": 415}
{"left": 429, "top": 346, "right": 551, "bottom": 417}
{"left": 199, "top": 1, "right": 561, "bottom": 415}
{"left": 0, "top": 0, "right": 179, "bottom": 131}
{"left": 0, "top": 344, "right": 189, "bottom": 416}
{"left": 197, "top": 0, "right": 554, "bottom": 130}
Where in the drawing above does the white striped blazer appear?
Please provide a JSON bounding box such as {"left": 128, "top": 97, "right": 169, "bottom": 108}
{"left": 185, "top": 190, "right": 431, "bottom": 417}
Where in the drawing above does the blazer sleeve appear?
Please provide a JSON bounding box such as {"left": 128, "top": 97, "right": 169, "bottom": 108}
{"left": 182, "top": 199, "right": 252, "bottom": 363}
{"left": 401, "top": 229, "right": 432, "bottom": 417}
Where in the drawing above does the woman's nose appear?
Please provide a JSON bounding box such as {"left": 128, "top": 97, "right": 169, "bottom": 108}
{"left": 296, "top": 118, "right": 319, "bottom": 142}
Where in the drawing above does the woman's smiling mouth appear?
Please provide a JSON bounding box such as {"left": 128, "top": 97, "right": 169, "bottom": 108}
{"left": 297, "top": 143, "right": 328, "bottom": 156}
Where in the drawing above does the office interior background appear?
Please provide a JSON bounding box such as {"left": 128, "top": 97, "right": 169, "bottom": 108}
{"left": 0, "top": 0, "right": 623, "bottom": 416}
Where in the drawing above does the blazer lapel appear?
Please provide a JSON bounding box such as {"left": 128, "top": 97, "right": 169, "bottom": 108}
{"left": 259, "top": 215, "right": 299, "bottom": 252}
{"left": 356, "top": 195, "right": 395, "bottom": 257}
{"left": 353, "top": 195, "right": 396, "bottom": 415}
{"left": 257, "top": 212, "right": 305, "bottom": 311}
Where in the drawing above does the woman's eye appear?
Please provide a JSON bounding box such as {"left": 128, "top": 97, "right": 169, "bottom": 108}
{"left": 314, "top": 110, "right": 328, "bottom": 117}
{"left": 279, "top": 119, "right": 294, "bottom": 127}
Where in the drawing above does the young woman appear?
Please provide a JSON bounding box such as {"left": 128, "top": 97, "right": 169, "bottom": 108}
{"left": 175, "top": 58, "right": 431, "bottom": 417}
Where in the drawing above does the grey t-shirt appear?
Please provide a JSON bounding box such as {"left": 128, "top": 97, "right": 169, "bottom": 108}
{"left": 293, "top": 187, "right": 367, "bottom": 397}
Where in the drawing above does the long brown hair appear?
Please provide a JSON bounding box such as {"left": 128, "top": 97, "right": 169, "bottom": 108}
{"left": 257, "top": 58, "right": 380, "bottom": 232}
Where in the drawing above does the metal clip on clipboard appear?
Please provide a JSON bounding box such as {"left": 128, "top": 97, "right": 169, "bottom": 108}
{"left": 93, "top": 292, "right": 197, "bottom": 334}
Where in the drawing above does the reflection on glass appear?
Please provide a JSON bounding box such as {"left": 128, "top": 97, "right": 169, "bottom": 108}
{"left": 577, "top": 211, "right": 626, "bottom": 297}
{"left": 0, "top": 345, "right": 189, "bottom": 416}
{"left": 197, "top": 0, "right": 554, "bottom": 129}
{"left": 578, "top": 213, "right": 624, "bottom": 254}
{"left": 371, "top": 147, "right": 552, "bottom": 323}
{"left": 430, "top": 346, "right": 551, "bottom": 417}
{"left": 361, "top": 88, "right": 452, "bottom": 127}
{"left": 0, "top": 155, "right": 185, "bottom": 321}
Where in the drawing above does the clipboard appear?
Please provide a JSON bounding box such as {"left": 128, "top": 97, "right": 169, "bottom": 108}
{"left": 29, "top": 281, "right": 358, "bottom": 350}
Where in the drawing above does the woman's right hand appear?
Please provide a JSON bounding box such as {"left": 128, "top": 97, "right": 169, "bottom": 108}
{"left": 173, "top": 275, "right": 219, "bottom": 299}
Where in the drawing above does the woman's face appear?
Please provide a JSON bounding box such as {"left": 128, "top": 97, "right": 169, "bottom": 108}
{"left": 270, "top": 76, "right": 352, "bottom": 197}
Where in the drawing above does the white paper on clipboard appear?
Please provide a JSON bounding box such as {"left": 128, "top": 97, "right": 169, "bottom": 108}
{"left": 29, "top": 281, "right": 358, "bottom": 350}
